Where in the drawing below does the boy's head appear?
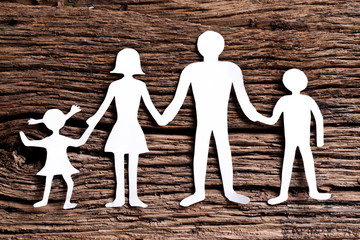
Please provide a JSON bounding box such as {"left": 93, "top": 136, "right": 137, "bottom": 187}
{"left": 282, "top": 69, "right": 308, "bottom": 94}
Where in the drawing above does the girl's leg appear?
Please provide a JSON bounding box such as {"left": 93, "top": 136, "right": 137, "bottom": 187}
{"left": 299, "top": 144, "right": 331, "bottom": 200}
{"left": 129, "top": 154, "right": 147, "bottom": 208}
{"left": 34, "top": 175, "right": 53, "bottom": 208}
{"left": 63, "top": 174, "right": 77, "bottom": 209}
{"left": 106, "top": 153, "right": 125, "bottom": 207}
{"left": 268, "top": 144, "right": 297, "bottom": 205}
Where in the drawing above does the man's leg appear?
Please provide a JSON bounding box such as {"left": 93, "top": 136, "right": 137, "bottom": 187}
{"left": 180, "top": 127, "right": 211, "bottom": 207}
{"left": 299, "top": 144, "right": 331, "bottom": 200}
{"left": 214, "top": 127, "right": 249, "bottom": 204}
{"left": 268, "top": 143, "right": 297, "bottom": 205}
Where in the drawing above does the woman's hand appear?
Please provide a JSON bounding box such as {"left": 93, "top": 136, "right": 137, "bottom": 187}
{"left": 86, "top": 116, "right": 97, "bottom": 127}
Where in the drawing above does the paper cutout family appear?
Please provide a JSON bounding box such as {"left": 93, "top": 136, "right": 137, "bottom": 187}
{"left": 19, "top": 31, "right": 331, "bottom": 209}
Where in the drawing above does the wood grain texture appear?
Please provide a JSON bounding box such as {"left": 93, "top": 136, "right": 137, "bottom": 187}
{"left": 0, "top": 1, "right": 359, "bottom": 239}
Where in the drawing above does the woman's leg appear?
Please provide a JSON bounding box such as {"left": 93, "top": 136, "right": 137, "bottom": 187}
{"left": 34, "top": 175, "right": 53, "bottom": 208}
{"left": 106, "top": 153, "right": 125, "bottom": 207}
{"left": 129, "top": 153, "right": 147, "bottom": 208}
{"left": 63, "top": 174, "right": 77, "bottom": 209}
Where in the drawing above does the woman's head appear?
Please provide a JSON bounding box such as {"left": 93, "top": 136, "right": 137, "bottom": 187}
{"left": 282, "top": 69, "right": 308, "bottom": 93}
{"left": 110, "top": 48, "right": 145, "bottom": 76}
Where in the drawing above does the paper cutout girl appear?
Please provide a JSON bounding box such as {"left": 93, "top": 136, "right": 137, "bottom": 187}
{"left": 86, "top": 48, "right": 163, "bottom": 208}
{"left": 258, "top": 69, "right": 331, "bottom": 205}
{"left": 19, "top": 105, "right": 94, "bottom": 209}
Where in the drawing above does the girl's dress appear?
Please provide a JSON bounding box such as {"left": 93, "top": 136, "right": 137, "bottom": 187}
{"left": 104, "top": 79, "right": 149, "bottom": 154}
{"left": 37, "top": 135, "right": 79, "bottom": 176}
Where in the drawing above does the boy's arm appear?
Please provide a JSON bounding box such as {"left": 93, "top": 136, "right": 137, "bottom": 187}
{"left": 162, "top": 68, "right": 191, "bottom": 125}
{"left": 258, "top": 98, "right": 284, "bottom": 125}
{"left": 141, "top": 84, "right": 165, "bottom": 126}
{"left": 70, "top": 125, "right": 96, "bottom": 147}
{"left": 19, "top": 131, "right": 45, "bottom": 147}
{"left": 309, "top": 98, "right": 324, "bottom": 147}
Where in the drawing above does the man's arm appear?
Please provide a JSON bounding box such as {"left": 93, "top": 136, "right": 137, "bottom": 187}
{"left": 231, "top": 65, "right": 262, "bottom": 122}
{"left": 309, "top": 97, "right": 324, "bottom": 147}
{"left": 161, "top": 67, "right": 191, "bottom": 124}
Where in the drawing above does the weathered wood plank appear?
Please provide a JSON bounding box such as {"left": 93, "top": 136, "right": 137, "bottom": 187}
{"left": 0, "top": 2, "right": 359, "bottom": 239}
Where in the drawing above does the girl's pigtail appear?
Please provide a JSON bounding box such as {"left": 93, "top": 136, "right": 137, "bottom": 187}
{"left": 28, "top": 118, "right": 43, "bottom": 125}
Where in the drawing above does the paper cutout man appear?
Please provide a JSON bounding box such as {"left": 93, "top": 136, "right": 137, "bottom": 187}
{"left": 19, "top": 105, "right": 94, "bottom": 209}
{"left": 87, "top": 48, "right": 163, "bottom": 208}
{"left": 258, "top": 69, "right": 331, "bottom": 205}
{"left": 162, "top": 31, "right": 263, "bottom": 206}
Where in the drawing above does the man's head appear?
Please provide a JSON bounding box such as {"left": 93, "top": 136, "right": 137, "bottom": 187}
{"left": 197, "top": 31, "right": 225, "bottom": 60}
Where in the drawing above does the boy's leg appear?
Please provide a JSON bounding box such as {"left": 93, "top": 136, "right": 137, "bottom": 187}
{"left": 128, "top": 154, "right": 147, "bottom": 208}
{"left": 214, "top": 127, "right": 249, "bottom": 204}
{"left": 34, "top": 175, "right": 53, "bottom": 208}
{"left": 106, "top": 153, "right": 125, "bottom": 207}
{"left": 299, "top": 144, "right": 331, "bottom": 200}
{"left": 180, "top": 127, "right": 211, "bottom": 207}
{"left": 268, "top": 144, "right": 296, "bottom": 205}
{"left": 63, "top": 174, "right": 77, "bottom": 209}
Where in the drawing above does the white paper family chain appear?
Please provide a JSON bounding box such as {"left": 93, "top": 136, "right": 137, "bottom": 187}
{"left": 19, "top": 31, "right": 331, "bottom": 209}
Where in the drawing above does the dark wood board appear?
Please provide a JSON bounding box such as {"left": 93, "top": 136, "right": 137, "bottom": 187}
{"left": 0, "top": 1, "right": 359, "bottom": 239}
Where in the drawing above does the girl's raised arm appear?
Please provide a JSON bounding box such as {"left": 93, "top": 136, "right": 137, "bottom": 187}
{"left": 19, "top": 131, "right": 46, "bottom": 148}
{"left": 69, "top": 125, "right": 96, "bottom": 147}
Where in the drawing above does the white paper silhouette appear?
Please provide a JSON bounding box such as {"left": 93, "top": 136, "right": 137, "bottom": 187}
{"left": 162, "top": 31, "right": 263, "bottom": 207}
{"left": 87, "top": 48, "right": 163, "bottom": 208}
{"left": 19, "top": 105, "right": 94, "bottom": 209}
{"left": 258, "top": 69, "right": 331, "bottom": 205}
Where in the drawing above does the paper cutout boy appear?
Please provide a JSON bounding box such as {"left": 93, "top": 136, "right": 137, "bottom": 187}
{"left": 19, "top": 105, "right": 94, "bottom": 209}
{"left": 258, "top": 69, "right": 331, "bottom": 205}
{"left": 162, "top": 31, "right": 263, "bottom": 206}
{"left": 86, "top": 48, "right": 164, "bottom": 208}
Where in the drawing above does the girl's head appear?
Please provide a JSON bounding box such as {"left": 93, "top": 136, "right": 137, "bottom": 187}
{"left": 29, "top": 109, "right": 73, "bottom": 132}
{"left": 282, "top": 68, "right": 308, "bottom": 94}
{"left": 110, "top": 48, "right": 145, "bottom": 76}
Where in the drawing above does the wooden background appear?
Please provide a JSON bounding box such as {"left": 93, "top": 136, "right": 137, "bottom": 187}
{"left": 0, "top": 0, "right": 359, "bottom": 239}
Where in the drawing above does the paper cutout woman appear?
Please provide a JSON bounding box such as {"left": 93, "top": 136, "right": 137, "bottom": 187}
{"left": 258, "top": 69, "right": 331, "bottom": 205}
{"left": 19, "top": 105, "right": 94, "bottom": 209}
{"left": 87, "top": 48, "right": 163, "bottom": 208}
{"left": 161, "top": 31, "right": 263, "bottom": 207}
